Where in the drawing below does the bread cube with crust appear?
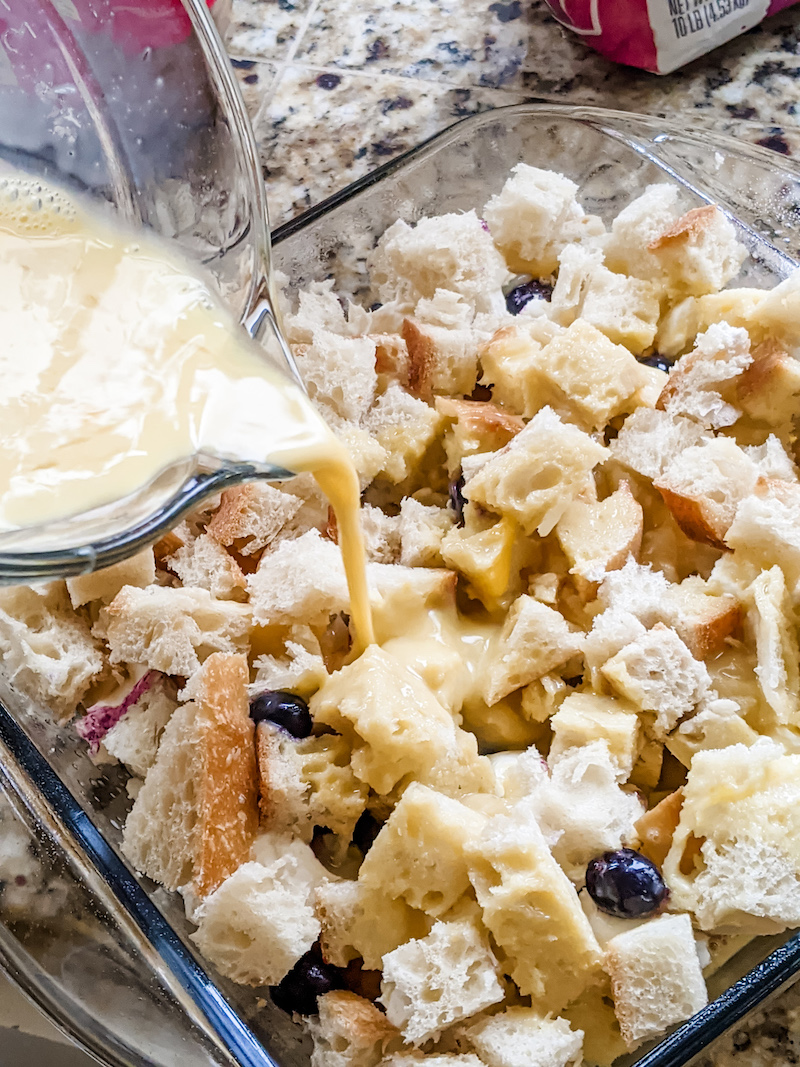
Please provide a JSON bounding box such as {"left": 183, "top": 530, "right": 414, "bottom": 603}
{"left": 402, "top": 318, "right": 478, "bottom": 400}
{"left": 466, "top": 407, "right": 608, "bottom": 536}
{"left": 664, "top": 739, "right": 800, "bottom": 932}
{"left": 102, "top": 679, "right": 178, "bottom": 779}
{"left": 464, "top": 1008, "right": 584, "bottom": 1067}
{"left": 247, "top": 529, "right": 349, "bottom": 628}
{"left": 483, "top": 163, "right": 602, "bottom": 275}
{"left": 359, "top": 783, "right": 487, "bottom": 918}
{"left": 601, "top": 623, "right": 710, "bottom": 738}
{"left": 603, "top": 184, "right": 685, "bottom": 281}
{"left": 467, "top": 810, "right": 602, "bottom": 1012}
{"left": 735, "top": 338, "right": 800, "bottom": 429}
{"left": 654, "top": 436, "right": 759, "bottom": 549}
{"left": 308, "top": 991, "right": 402, "bottom": 1067}
{"left": 441, "top": 513, "right": 518, "bottom": 607}
{"left": 436, "top": 396, "right": 524, "bottom": 476}
{"left": 482, "top": 594, "right": 584, "bottom": 706}
{"left": 379, "top": 918, "right": 505, "bottom": 1045}
{"left": 310, "top": 646, "right": 486, "bottom": 796}
{"left": 207, "top": 482, "right": 303, "bottom": 556}
{"left": 666, "top": 696, "right": 760, "bottom": 768}
{"left": 660, "top": 576, "right": 741, "bottom": 661}
{"left": 0, "top": 582, "right": 105, "bottom": 718}
{"left": 122, "top": 653, "right": 258, "bottom": 896}
{"left": 724, "top": 482, "right": 800, "bottom": 590}
{"left": 166, "top": 534, "right": 246, "bottom": 601}
{"left": 363, "top": 384, "right": 444, "bottom": 484}
{"left": 549, "top": 693, "right": 641, "bottom": 781}
{"left": 556, "top": 482, "right": 643, "bottom": 585}
{"left": 190, "top": 834, "right": 324, "bottom": 986}
{"left": 315, "top": 879, "right": 432, "bottom": 970}
{"left": 477, "top": 319, "right": 563, "bottom": 415}
{"left": 746, "top": 565, "right": 800, "bottom": 726}
{"left": 610, "top": 407, "right": 708, "bottom": 482}
{"left": 100, "top": 585, "right": 252, "bottom": 679}
{"left": 67, "top": 549, "right": 155, "bottom": 608}
{"left": 605, "top": 913, "right": 708, "bottom": 1050}
{"left": 369, "top": 212, "right": 507, "bottom": 316}
{"left": 656, "top": 322, "right": 752, "bottom": 430}
{"left": 292, "top": 328, "right": 377, "bottom": 423}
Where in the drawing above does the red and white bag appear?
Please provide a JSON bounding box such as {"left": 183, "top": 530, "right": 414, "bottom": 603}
{"left": 544, "top": 0, "right": 800, "bottom": 74}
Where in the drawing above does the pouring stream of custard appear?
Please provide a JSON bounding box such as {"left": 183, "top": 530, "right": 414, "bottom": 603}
{"left": 0, "top": 174, "right": 373, "bottom": 648}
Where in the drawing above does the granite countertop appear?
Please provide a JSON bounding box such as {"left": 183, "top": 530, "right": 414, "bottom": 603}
{"left": 221, "top": 2, "right": 800, "bottom": 1064}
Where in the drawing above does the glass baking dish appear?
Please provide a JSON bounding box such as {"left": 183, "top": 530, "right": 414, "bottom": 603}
{"left": 1, "top": 103, "right": 800, "bottom": 1067}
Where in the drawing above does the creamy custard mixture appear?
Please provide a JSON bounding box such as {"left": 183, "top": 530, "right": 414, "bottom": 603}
{"left": 0, "top": 173, "right": 373, "bottom": 646}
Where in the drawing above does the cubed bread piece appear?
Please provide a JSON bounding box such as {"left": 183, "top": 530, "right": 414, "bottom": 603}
{"left": 437, "top": 396, "right": 524, "bottom": 475}
{"left": 190, "top": 835, "right": 324, "bottom": 985}
{"left": 600, "top": 623, "right": 710, "bottom": 739}
{"left": 533, "top": 741, "right": 644, "bottom": 879}
{"left": 549, "top": 693, "right": 641, "bottom": 781}
{"left": 467, "top": 811, "right": 602, "bottom": 1011}
{"left": 656, "top": 322, "right": 751, "bottom": 430}
{"left": 399, "top": 498, "right": 454, "bottom": 567}
{"left": 482, "top": 594, "right": 584, "bottom": 706}
{"left": 464, "top": 1007, "right": 583, "bottom": 1067}
{"left": 308, "top": 991, "right": 402, "bottom": 1067}
{"left": 551, "top": 245, "right": 659, "bottom": 353}
{"left": 477, "top": 320, "right": 563, "bottom": 415}
{"left": 122, "top": 653, "right": 258, "bottom": 895}
{"left": 0, "top": 582, "right": 105, "bottom": 717}
{"left": 310, "top": 646, "right": 485, "bottom": 796}
{"left": 379, "top": 918, "right": 505, "bottom": 1045}
{"left": 316, "top": 879, "right": 432, "bottom": 970}
{"left": 441, "top": 514, "right": 518, "bottom": 606}
{"left": 660, "top": 576, "right": 741, "bottom": 661}
{"left": 483, "top": 163, "right": 600, "bottom": 275}
{"left": 562, "top": 977, "right": 628, "bottom": 1067}
{"left": 359, "top": 783, "right": 486, "bottom": 918}
{"left": 335, "top": 422, "right": 389, "bottom": 489}
{"left": 207, "top": 483, "right": 303, "bottom": 556}
{"left": 724, "top": 483, "right": 800, "bottom": 589}
{"left": 247, "top": 529, "right": 349, "bottom": 627}
{"left": 350, "top": 504, "right": 402, "bottom": 564}
{"left": 67, "top": 549, "right": 155, "bottom": 608}
{"left": 663, "top": 739, "right": 800, "bottom": 932}
{"left": 284, "top": 282, "right": 351, "bottom": 342}
{"left": 654, "top": 436, "right": 760, "bottom": 548}
{"left": 596, "top": 558, "right": 671, "bottom": 626}
{"left": 610, "top": 408, "right": 708, "bottom": 481}
{"left": 556, "top": 483, "right": 643, "bottom": 585}
{"left": 735, "top": 338, "right": 800, "bottom": 428}
{"left": 166, "top": 534, "right": 246, "bottom": 600}
{"left": 363, "top": 384, "right": 444, "bottom": 484}
{"left": 666, "top": 695, "right": 759, "bottom": 768}
{"left": 582, "top": 611, "right": 648, "bottom": 687}
{"left": 103, "top": 679, "right": 178, "bottom": 779}
{"left": 746, "top": 565, "right": 800, "bottom": 726}
{"left": 520, "top": 320, "right": 650, "bottom": 431}
{"left": 292, "top": 328, "right": 377, "bottom": 423}
{"left": 605, "top": 913, "right": 708, "bottom": 1049}
{"left": 257, "top": 723, "right": 368, "bottom": 844}
{"left": 466, "top": 407, "right": 608, "bottom": 536}
{"left": 603, "top": 184, "right": 685, "bottom": 282}
{"left": 251, "top": 626, "right": 328, "bottom": 698}
{"left": 646, "top": 204, "right": 747, "bottom": 297}
{"left": 402, "top": 318, "right": 478, "bottom": 399}
{"left": 656, "top": 287, "right": 767, "bottom": 359}
{"left": 100, "top": 585, "right": 252, "bottom": 678}
{"left": 369, "top": 212, "right": 507, "bottom": 315}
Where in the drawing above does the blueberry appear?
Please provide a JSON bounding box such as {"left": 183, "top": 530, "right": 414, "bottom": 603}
{"left": 505, "top": 279, "right": 553, "bottom": 315}
{"left": 449, "top": 474, "right": 466, "bottom": 527}
{"left": 352, "top": 811, "right": 383, "bottom": 856}
{"left": 271, "top": 949, "right": 343, "bottom": 1015}
{"left": 249, "top": 690, "right": 312, "bottom": 738}
{"left": 638, "top": 352, "right": 672, "bottom": 373}
{"left": 586, "top": 848, "right": 668, "bottom": 919}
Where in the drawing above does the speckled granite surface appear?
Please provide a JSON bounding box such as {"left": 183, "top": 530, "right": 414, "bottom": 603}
{"left": 226, "top": 0, "right": 800, "bottom": 224}
{"left": 224, "top": 3, "right": 800, "bottom": 1064}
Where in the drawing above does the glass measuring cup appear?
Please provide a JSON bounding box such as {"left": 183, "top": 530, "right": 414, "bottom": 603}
{"left": 0, "top": 0, "right": 299, "bottom": 582}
